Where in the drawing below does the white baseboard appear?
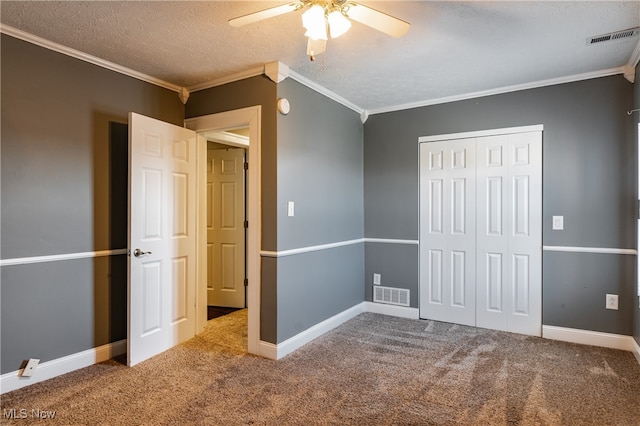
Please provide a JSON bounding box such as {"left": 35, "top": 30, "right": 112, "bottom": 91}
{"left": 270, "top": 302, "right": 419, "bottom": 359}
{"left": 274, "top": 303, "right": 366, "bottom": 359}
{"left": 16, "top": 308, "right": 637, "bottom": 395}
{"left": 0, "top": 301, "right": 418, "bottom": 393}
{"left": 363, "top": 301, "right": 420, "bottom": 319}
{"left": 1, "top": 339, "right": 126, "bottom": 394}
{"left": 257, "top": 341, "right": 278, "bottom": 360}
{"left": 542, "top": 325, "right": 636, "bottom": 352}
{"left": 632, "top": 337, "right": 640, "bottom": 366}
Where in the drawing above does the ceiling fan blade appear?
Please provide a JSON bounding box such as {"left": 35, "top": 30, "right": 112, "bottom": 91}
{"left": 229, "top": 2, "right": 301, "bottom": 27}
{"left": 346, "top": 2, "right": 410, "bottom": 38}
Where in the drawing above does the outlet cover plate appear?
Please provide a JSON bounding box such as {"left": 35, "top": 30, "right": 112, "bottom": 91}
{"left": 606, "top": 294, "right": 618, "bottom": 310}
{"left": 373, "top": 273, "right": 381, "bottom": 285}
{"left": 20, "top": 358, "right": 40, "bottom": 377}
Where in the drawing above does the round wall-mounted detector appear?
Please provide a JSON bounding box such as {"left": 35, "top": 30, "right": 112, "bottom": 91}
{"left": 277, "top": 98, "right": 290, "bottom": 115}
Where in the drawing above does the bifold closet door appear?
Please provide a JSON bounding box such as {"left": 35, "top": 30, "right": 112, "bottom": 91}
{"left": 476, "top": 132, "right": 541, "bottom": 336}
{"left": 419, "top": 130, "right": 542, "bottom": 336}
{"left": 419, "top": 139, "right": 477, "bottom": 327}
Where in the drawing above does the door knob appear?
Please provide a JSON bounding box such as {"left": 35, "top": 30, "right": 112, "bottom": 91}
{"left": 133, "top": 248, "right": 152, "bottom": 257}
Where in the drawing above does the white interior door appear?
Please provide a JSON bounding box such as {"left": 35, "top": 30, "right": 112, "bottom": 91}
{"left": 207, "top": 145, "right": 246, "bottom": 308}
{"left": 419, "top": 127, "right": 542, "bottom": 336}
{"left": 128, "top": 112, "right": 197, "bottom": 366}
{"left": 419, "top": 139, "right": 477, "bottom": 326}
{"left": 476, "top": 132, "right": 542, "bottom": 335}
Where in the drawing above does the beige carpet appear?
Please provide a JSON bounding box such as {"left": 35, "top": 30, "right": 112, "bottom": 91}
{"left": 2, "top": 310, "right": 640, "bottom": 425}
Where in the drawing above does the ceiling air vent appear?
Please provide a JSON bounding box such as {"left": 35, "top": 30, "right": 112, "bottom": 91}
{"left": 587, "top": 27, "right": 640, "bottom": 45}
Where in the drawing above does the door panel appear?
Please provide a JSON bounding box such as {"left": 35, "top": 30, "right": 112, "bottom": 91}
{"left": 476, "top": 132, "right": 541, "bottom": 335}
{"left": 419, "top": 140, "right": 476, "bottom": 326}
{"left": 505, "top": 132, "right": 542, "bottom": 335}
{"left": 477, "top": 135, "right": 509, "bottom": 331}
{"left": 207, "top": 146, "right": 246, "bottom": 308}
{"left": 128, "top": 112, "right": 196, "bottom": 366}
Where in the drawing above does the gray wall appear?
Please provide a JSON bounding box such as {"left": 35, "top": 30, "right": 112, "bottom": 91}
{"left": 186, "top": 77, "right": 364, "bottom": 344}
{"left": 1, "top": 34, "right": 184, "bottom": 374}
{"left": 275, "top": 79, "right": 364, "bottom": 342}
{"left": 364, "top": 75, "right": 636, "bottom": 335}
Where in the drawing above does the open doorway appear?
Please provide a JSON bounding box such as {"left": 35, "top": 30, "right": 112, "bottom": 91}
{"left": 204, "top": 130, "right": 248, "bottom": 318}
{"left": 184, "top": 106, "right": 262, "bottom": 356}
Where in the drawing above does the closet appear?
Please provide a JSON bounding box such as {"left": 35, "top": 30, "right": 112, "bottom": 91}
{"left": 418, "top": 126, "right": 542, "bottom": 336}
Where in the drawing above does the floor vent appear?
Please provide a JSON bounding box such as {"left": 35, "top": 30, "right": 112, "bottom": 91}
{"left": 587, "top": 27, "right": 640, "bottom": 45}
{"left": 373, "top": 286, "right": 410, "bottom": 307}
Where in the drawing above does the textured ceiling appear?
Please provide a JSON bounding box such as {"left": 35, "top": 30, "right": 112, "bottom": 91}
{"left": 1, "top": 1, "right": 639, "bottom": 112}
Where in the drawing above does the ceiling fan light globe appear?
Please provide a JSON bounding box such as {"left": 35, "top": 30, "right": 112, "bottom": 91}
{"left": 302, "top": 4, "right": 328, "bottom": 40}
{"left": 304, "top": 28, "right": 328, "bottom": 41}
{"left": 328, "top": 10, "right": 351, "bottom": 38}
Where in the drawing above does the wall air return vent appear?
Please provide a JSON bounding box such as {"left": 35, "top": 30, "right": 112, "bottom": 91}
{"left": 373, "top": 286, "right": 410, "bottom": 307}
{"left": 587, "top": 27, "right": 640, "bottom": 45}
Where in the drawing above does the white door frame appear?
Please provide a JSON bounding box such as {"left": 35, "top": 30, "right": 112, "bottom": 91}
{"left": 185, "top": 106, "right": 261, "bottom": 356}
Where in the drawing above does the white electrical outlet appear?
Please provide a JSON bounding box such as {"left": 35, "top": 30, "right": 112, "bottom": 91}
{"left": 373, "top": 273, "right": 381, "bottom": 285}
{"left": 20, "top": 358, "right": 40, "bottom": 377}
{"left": 605, "top": 294, "right": 618, "bottom": 310}
{"left": 287, "top": 201, "right": 294, "bottom": 217}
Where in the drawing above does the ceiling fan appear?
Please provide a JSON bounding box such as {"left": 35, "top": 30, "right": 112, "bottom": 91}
{"left": 229, "top": 0, "right": 411, "bottom": 60}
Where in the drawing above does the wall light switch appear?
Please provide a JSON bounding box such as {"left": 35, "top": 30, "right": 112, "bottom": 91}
{"left": 287, "top": 201, "right": 294, "bottom": 217}
{"left": 552, "top": 216, "right": 564, "bottom": 230}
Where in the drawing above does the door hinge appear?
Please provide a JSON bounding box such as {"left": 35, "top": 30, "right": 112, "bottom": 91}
{"left": 244, "top": 162, "right": 248, "bottom": 170}
{"left": 244, "top": 278, "right": 249, "bottom": 287}
{"left": 244, "top": 220, "right": 249, "bottom": 228}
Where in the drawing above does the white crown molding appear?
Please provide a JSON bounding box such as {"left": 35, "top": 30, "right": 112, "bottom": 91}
{"left": 287, "top": 68, "right": 364, "bottom": 115}
{"left": 4, "top": 23, "right": 633, "bottom": 119}
{"left": 624, "top": 37, "right": 639, "bottom": 83}
{"left": 264, "top": 61, "right": 290, "bottom": 83}
{"left": 368, "top": 66, "right": 628, "bottom": 116}
{"left": 623, "top": 65, "right": 635, "bottom": 84}
{"left": 628, "top": 37, "right": 640, "bottom": 68}
{"left": 178, "top": 87, "right": 190, "bottom": 104}
{"left": 186, "top": 65, "right": 265, "bottom": 93}
{"left": 0, "top": 24, "right": 182, "bottom": 93}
